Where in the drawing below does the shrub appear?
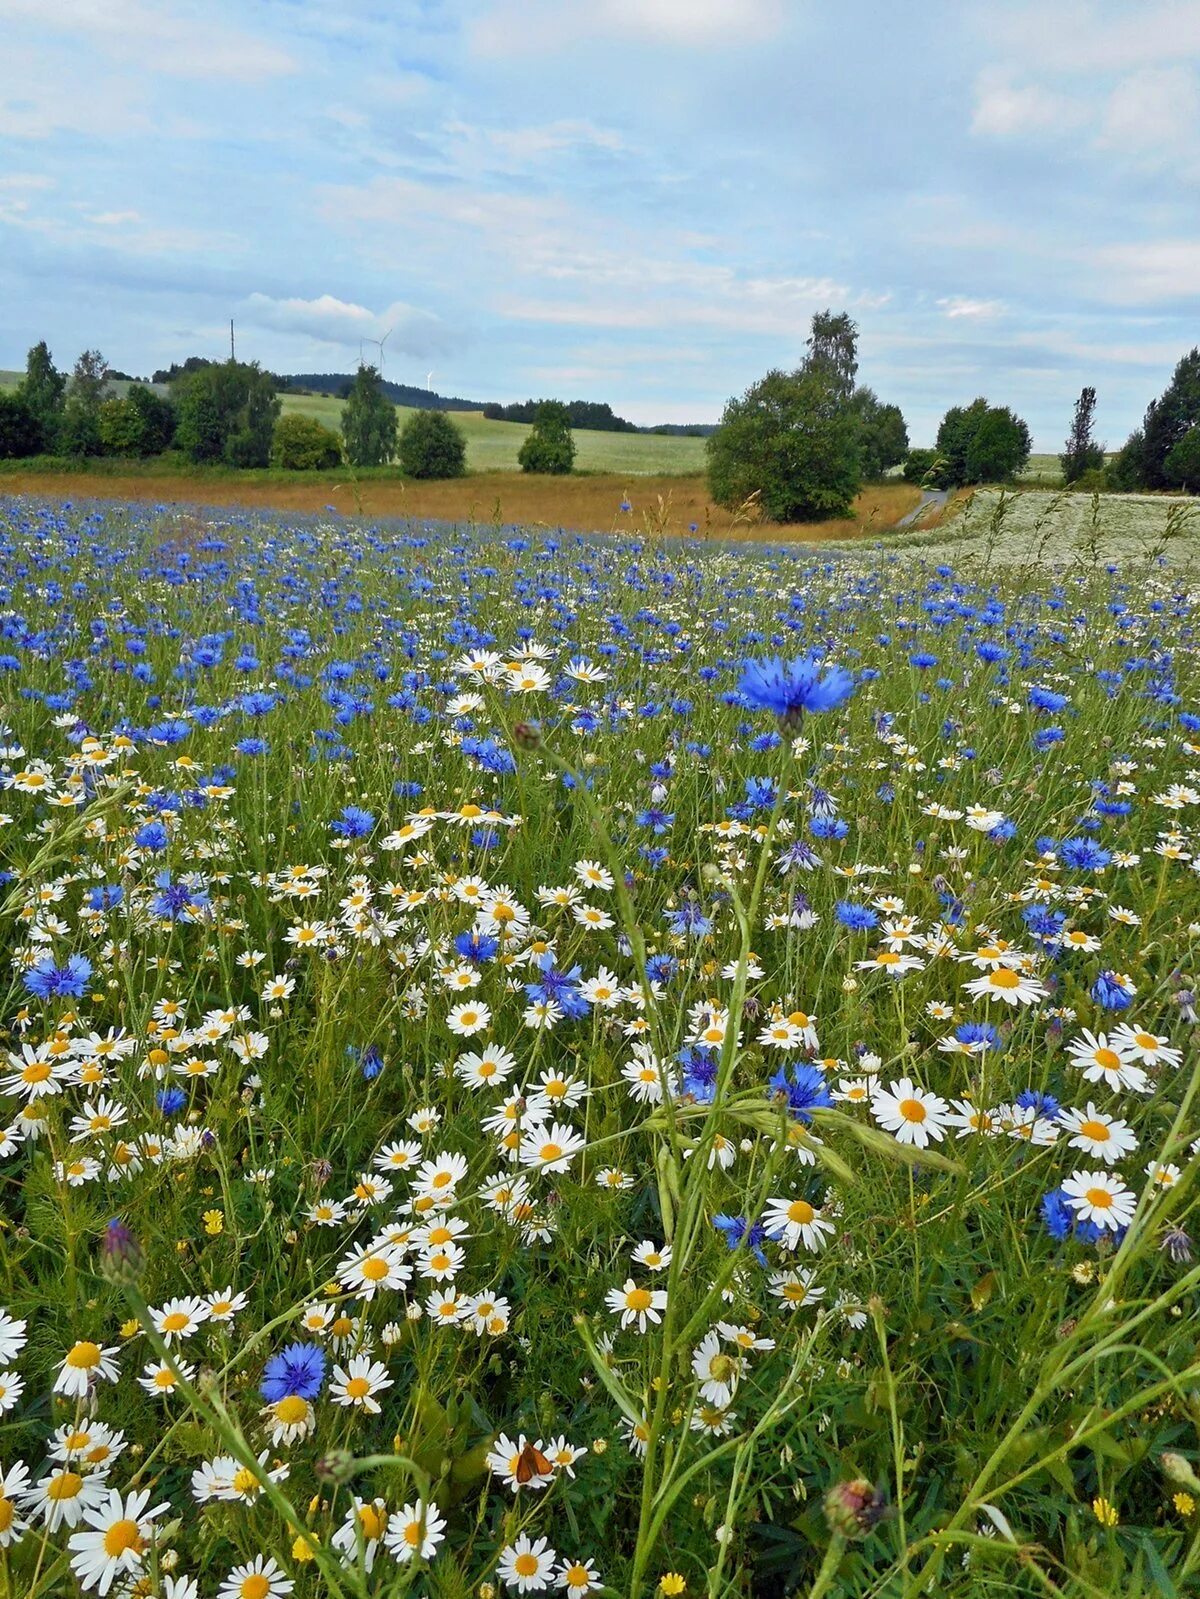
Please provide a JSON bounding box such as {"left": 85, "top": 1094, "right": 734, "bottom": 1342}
{"left": 97, "top": 398, "right": 144, "bottom": 457}
{"left": 706, "top": 367, "right": 861, "bottom": 522}
{"left": 271, "top": 414, "right": 342, "bottom": 471}
{"left": 1072, "top": 466, "right": 1109, "bottom": 493}
{"left": 518, "top": 401, "right": 575, "bottom": 474}
{"left": 853, "top": 389, "right": 908, "bottom": 479}
{"left": 0, "top": 393, "right": 42, "bottom": 459}
{"left": 398, "top": 409, "right": 467, "bottom": 479}
{"left": 902, "top": 447, "right": 939, "bottom": 485}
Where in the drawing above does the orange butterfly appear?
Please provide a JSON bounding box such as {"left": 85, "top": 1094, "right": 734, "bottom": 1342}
{"left": 515, "top": 1440, "right": 551, "bottom": 1484}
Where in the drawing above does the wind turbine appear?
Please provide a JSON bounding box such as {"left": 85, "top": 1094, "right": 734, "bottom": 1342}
{"left": 426, "top": 370, "right": 434, "bottom": 392}
{"left": 364, "top": 328, "right": 392, "bottom": 379}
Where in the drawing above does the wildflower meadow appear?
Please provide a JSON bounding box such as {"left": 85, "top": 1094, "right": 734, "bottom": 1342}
{"left": 2, "top": 494, "right": 1200, "bottom": 1599}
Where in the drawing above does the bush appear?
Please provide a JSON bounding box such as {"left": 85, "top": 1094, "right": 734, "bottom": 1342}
{"left": 0, "top": 393, "right": 42, "bottom": 459}
{"left": 271, "top": 414, "right": 342, "bottom": 470}
{"left": 706, "top": 367, "right": 861, "bottom": 522}
{"left": 1072, "top": 467, "right": 1109, "bottom": 493}
{"left": 518, "top": 401, "right": 575, "bottom": 474}
{"left": 902, "top": 447, "right": 939, "bottom": 485}
{"left": 398, "top": 410, "right": 467, "bottom": 479}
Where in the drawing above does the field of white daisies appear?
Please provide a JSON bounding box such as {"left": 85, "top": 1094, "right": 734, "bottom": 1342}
{"left": 1, "top": 496, "right": 1200, "bottom": 1599}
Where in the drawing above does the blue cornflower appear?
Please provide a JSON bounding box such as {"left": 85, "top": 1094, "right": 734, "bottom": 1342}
{"left": 1059, "top": 837, "right": 1111, "bottom": 871}
{"left": 1041, "top": 1187, "right": 1073, "bottom": 1241}
{"left": 156, "top": 1087, "right": 187, "bottom": 1115}
{"left": 955, "top": 1021, "right": 1000, "bottom": 1053}
{"left": 664, "top": 902, "right": 712, "bottom": 938}
{"left": 455, "top": 930, "right": 499, "bottom": 965}
{"left": 331, "top": 805, "right": 375, "bottom": 839}
{"left": 260, "top": 1343, "right": 325, "bottom": 1402}
{"left": 678, "top": 1045, "right": 718, "bottom": 1104}
{"left": 712, "top": 1214, "right": 768, "bottom": 1267}
{"left": 526, "top": 955, "right": 589, "bottom": 1019}
{"left": 133, "top": 820, "right": 169, "bottom": 852}
{"left": 737, "top": 656, "right": 854, "bottom": 726}
{"left": 835, "top": 900, "right": 877, "bottom": 931}
{"left": 25, "top": 954, "right": 92, "bottom": 1000}
{"left": 1092, "top": 971, "right": 1134, "bottom": 1011}
{"left": 149, "top": 871, "right": 210, "bottom": 922}
{"left": 767, "top": 1063, "right": 834, "bottom": 1123}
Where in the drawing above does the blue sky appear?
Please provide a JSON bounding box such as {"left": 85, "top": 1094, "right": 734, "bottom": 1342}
{"left": 1, "top": 0, "right": 1198, "bottom": 443}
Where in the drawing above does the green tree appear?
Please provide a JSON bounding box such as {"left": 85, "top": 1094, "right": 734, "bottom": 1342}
{"left": 16, "top": 340, "right": 66, "bottom": 451}
{"left": 1164, "top": 427, "right": 1200, "bottom": 492}
{"left": 1059, "top": 386, "right": 1105, "bottom": 485}
{"left": 804, "top": 310, "right": 859, "bottom": 402}
{"left": 175, "top": 361, "right": 279, "bottom": 468}
{"left": 853, "top": 388, "right": 909, "bottom": 479}
{"left": 397, "top": 410, "right": 467, "bottom": 479}
{"left": 706, "top": 367, "right": 861, "bottom": 522}
{"left": 59, "top": 349, "right": 109, "bottom": 457}
{"left": 1139, "top": 349, "right": 1200, "bottom": 489}
{"left": 342, "top": 365, "right": 397, "bottom": 467}
{"left": 518, "top": 400, "right": 576, "bottom": 474}
{"left": 1105, "top": 429, "right": 1145, "bottom": 492}
{"left": 0, "top": 393, "right": 42, "bottom": 459}
{"left": 934, "top": 399, "right": 1030, "bottom": 486}
{"left": 97, "top": 398, "right": 143, "bottom": 457}
{"left": 271, "top": 414, "right": 343, "bottom": 470}
{"left": 96, "top": 386, "right": 175, "bottom": 458}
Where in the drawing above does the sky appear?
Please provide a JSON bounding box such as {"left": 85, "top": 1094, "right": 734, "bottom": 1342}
{"left": 1, "top": 0, "right": 1198, "bottom": 444}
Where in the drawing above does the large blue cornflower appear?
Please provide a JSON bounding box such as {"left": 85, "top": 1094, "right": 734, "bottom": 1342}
{"left": 1059, "top": 837, "right": 1111, "bottom": 871}
{"left": 260, "top": 1342, "right": 325, "bottom": 1402}
{"left": 25, "top": 954, "right": 93, "bottom": 1000}
{"left": 767, "top": 1063, "right": 834, "bottom": 1123}
{"left": 1092, "top": 970, "right": 1134, "bottom": 1011}
{"left": 737, "top": 657, "right": 855, "bottom": 727}
{"left": 331, "top": 805, "right": 375, "bottom": 839}
{"left": 525, "top": 955, "right": 589, "bottom": 1019}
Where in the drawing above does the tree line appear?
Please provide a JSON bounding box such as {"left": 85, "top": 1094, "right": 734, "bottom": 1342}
{"left": 0, "top": 345, "right": 581, "bottom": 478}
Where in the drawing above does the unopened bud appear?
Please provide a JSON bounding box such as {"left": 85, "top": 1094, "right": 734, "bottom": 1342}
{"left": 823, "top": 1478, "right": 892, "bottom": 1540}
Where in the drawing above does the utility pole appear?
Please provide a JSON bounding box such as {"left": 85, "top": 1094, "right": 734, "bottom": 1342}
{"left": 230, "top": 320, "right": 235, "bottom": 362}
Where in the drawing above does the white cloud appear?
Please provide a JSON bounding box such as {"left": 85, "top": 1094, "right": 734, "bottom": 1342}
{"left": 983, "top": 1, "right": 1200, "bottom": 75}
{"left": 471, "top": 0, "right": 783, "bottom": 54}
{"left": 240, "top": 292, "right": 456, "bottom": 358}
{"left": 1098, "top": 65, "right": 1200, "bottom": 156}
{"left": 937, "top": 297, "right": 1004, "bottom": 320}
{"left": 970, "top": 69, "right": 1085, "bottom": 138}
{"left": 1088, "top": 241, "right": 1200, "bottom": 304}
{"left": 0, "top": 0, "right": 296, "bottom": 81}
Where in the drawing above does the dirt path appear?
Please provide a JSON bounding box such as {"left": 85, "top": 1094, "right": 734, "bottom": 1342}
{"left": 895, "top": 488, "right": 949, "bottom": 527}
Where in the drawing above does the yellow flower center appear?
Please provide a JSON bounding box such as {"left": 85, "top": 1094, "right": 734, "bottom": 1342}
{"left": 232, "top": 1468, "right": 258, "bottom": 1496}
{"left": 240, "top": 1577, "right": 270, "bottom": 1599}
{"left": 787, "top": 1199, "right": 815, "bottom": 1225}
{"left": 103, "top": 1519, "right": 143, "bottom": 1558}
{"left": 358, "top": 1504, "right": 386, "bottom": 1541}
{"left": 361, "top": 1257, "right": 389, "bottom": 1281}
{"left": 990, "top": 969, "right": 1020, "bottom": 988}
{"left": 66, "top": 1341, "right": 101, "bottom": 1369}
{"left": 515, "top": 1553, "right": 540, "bottom": 1577}
{"left": 899, "top": 1098, "right": 927, "bottom": 1123}
{"left": 48, "top": 1472, "right": 83, "bottom": 1500}
{"left": 161, "top": 1312, "right": 189, "bottom": 1333}
{"left": 1085, "top": 1187, "right": 1114, "bottom": 1209}
{"left": 22, "top": 1062, "right": 51, "bottom": 1083}
{"left": 345, "top": 1376, "right": 371, "bottom": 1400}
{"left": 274, "top": 1396, "right": 308, "bottom": 1424}
{"left": 627, "top": 1288, "right": 653, "bottom": 1312}
{"left": 540, "top": 1143, "right": 563, "bottom": 1162}
{"left": 1078, "top": 1119, "right": 1109, "bottom": 1142}
{"left": 1094, "top": 1048, "right": 1120, "bottom": 1070}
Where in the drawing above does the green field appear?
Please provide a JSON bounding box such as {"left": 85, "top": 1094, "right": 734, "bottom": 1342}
{"left": 278, "top": 391, "right": 706, "bottom": 474}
